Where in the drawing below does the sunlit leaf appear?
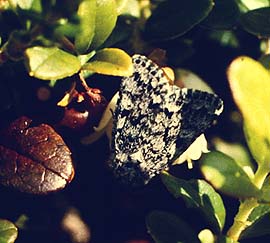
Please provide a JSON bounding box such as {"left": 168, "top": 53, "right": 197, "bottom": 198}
{"left": 201, "top": 151, "right": 261, "bottom": 198}
{"left": 75, "top": 0, "right": 96, "bottom": 54}
{"left": 82, "top": 48, "right": 133, "bottom": 76}
{"left": 90, "top": 0, "right": 118, "bottom": 49}
{"left": 227, "top": 56, "right": 270, "bottom": 165}
{"left": 0, "top": 219, "right": 18, "bottom": 243}
{"left": 115, "top": 0, "right": 128, "bottom": 15}
{"left": 238, "top": 0, "right": 270, "bottom": 10}
{"left": 24, "top": 46, "right": 81, "bottom": 80}
{"left": 198, "top": 229, "right": 215, "bottom": 243}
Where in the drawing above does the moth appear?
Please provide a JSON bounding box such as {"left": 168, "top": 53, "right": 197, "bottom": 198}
{"left": 108, "top": 54, "right": 223, "bottom": 187}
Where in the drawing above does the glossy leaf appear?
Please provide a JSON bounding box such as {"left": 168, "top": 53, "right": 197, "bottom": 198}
{"left": 115, "top": 0, "right": 128, "bottom": 15}
{"left": 201, "top": 151, "right": 261, "bottom": 198}
{"left": 75, "top": 0, "right": 96, "bottom": 54}
{"left": 144, "top": 0, "right": 214, "bottom": 41}
{"left": 90, "top": 0, "right": 118, "bottom": 49}
{"left": 0, "top": 116, "right": 74, "bottom": 194}
{"left": 201, "top": 0, "right": 240, "bottom": 29}
{"left": 24, "top": 46, "right": 81, "bottom": 80}
{"left": 238, "top": 0, "right": 270, "bottom": 10}
{"left": 146, "top": 211, "right": 200, "bottom": 243}
{"left": 241, "top": 205, "right": 270, "bottom": 239}
{"left": 227, "top": 56, "right": 270, "bottom": 165}
{"left": 161, "top": 172, "right": 225, "bottom": 232}
{"left": 10, "top": 0, "right": 34, "bottom": 9}
{"left": 214, "top": 138, "right": 254, "bottom": 179}
{"left": 198, "top": 229, "right": 215, "bottom": 243}
{"left": 82, "top": 48, "right": 133, "bottom": 76}
{"left": 260, "top": 176, "right": 270, "bottom": 203}
{"left": 240, "top": 7, "right": 270, "bottom": 37}
{"left": 0, "top": 219, "right": 18, "bottom": 243}
{"left": 119, "top": 0, "right": 140, "bottom": 17}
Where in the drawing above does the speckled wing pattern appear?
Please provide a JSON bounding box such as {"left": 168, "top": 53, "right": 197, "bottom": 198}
{"left": 109, "top": 54, "right": 223, "bottom": 187}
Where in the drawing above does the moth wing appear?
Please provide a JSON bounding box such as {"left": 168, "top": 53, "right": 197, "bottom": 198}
{"left": 174, "top": 88, "right": 223, "bottom": 159}
{"left": 110, "top": 55, "right": 182, "bottom": 186}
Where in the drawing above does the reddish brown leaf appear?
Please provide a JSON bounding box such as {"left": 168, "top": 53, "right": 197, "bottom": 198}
{"left": 0, "top": 116, "right": 74, "bottom": 194}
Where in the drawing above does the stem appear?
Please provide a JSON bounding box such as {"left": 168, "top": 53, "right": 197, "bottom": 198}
{"left": 253, "top": 163, "right": 270, "bottom": 189}
{"left": 227, "top": 164, "right": 269, "bottom": 241}
{"left": 79, "top": 72, "right": 90, "bottom": 91}
{"left": 227, "top": 198, "right": 258, "bottom": 241}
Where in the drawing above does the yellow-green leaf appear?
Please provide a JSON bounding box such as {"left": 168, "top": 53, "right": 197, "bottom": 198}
{"left": 82, "top": 48, "right": 133, "bottom": 76}
{"left": 115, "top": 0, "right": 128, "bottom": 14}
{"left": 90, "top": 0, "right": 117, "bottom": 49}
{"left": 227, "top": 56, "right": 270, "bottom": 164}
{"left": 201, "top": 151, "right": 261, "bottom": 198}
{"left": 75, "top": 0, "right": 96, "bottom": 54}
{"left": 0, "top": 219, "right": 18, "bottom": 243}
{"left": 25, "top": 46, "right": 81, "bottom": 80}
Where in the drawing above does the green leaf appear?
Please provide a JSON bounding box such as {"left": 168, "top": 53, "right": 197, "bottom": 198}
{"left": 214, "top": 139, "right": 254, "bottom": 178}
{"left": 240, "top": 7, "right": 270, "bottom": 37}
{"left": 144, "top": 0, "right": 214, "bottom": 41}
{"left": 161, "top": 173, "right": 225, "bottom": 232}
{"left": 200, "top": 151, "right": 261, "bottom": 198}
{"left": 227, "top": 56, "right": 270, "bottom": 165}
{"left": 198, "top": 229, "right": 215, "bottom": 243}
{"left": 118, "top": 0, "right": 140, "bottom": 17}
{"left": 75, "top": 0, "right": 96, "bottom": 54}
{"left": 146, "top": 211, "right": 200, "bottom": 243}
{"left": 259, "top": 176, "right": 270, "bottom": 203}
{"left": 101, "top": 17, "right": 134, "bottom": 48}
{"left": 241, "top": 205, "right": 270, "bottom": 239}
{"left": 238, "top": 0, "right": 270, "bottom": 10}
{"left": 201, "top": 0, "right": 240, "bottom": 29}
{"left": 90, "top": 0, "right": 118, "bottom": 49}
{"left": 115, "top": 0, "right": 128, "bottom": 15}
{"left": 24, "top": 46, "right": 81, "bottom": 80}
{"left": 11, "top": 0, "right": 34, "bottom": 9}
{"left": 82, "top": 48, "right": 133, "bottom": 76}
{"left": 0, "top": 219, "right": 18, "bottom": 243}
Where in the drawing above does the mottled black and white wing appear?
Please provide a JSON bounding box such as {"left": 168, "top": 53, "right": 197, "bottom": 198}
{"left": 108, "top": 54, "right": 223, "bottom": 187}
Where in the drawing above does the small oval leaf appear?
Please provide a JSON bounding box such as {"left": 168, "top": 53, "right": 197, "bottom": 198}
{"left": 227, "top": 56, "right": 270, "bottom": 165}
{"left": 240, "top": 7, "right": 270, "bottom": 37}
{"left": 75, "top": 0, "right": 96, "bottom": 54}
{"left": 82, "top": 48, "right": 133, "bottom": 76}
{"left": 146, "top": 210, "right": 200, "bottom": 243}
{"left": 161, "top": 173, "right": 226, "bottom": 232}
{"left": 0, "top": 219, "right": 18, "bottom": 243}
{"left": 90, "top": 0, "right": 118, "bottom": 49}
{"left": 0, "top": 116, "right": 74, "bottom": 194}
{"left": 24, "top": 46, "right": 81, "bottom": 80}
{"left": 144, "top": 0, "right": 214, "bottom": 41}
{"left": 201, "top": 0, "right": 240, "bottom": 29}
{"left": 201, "top": 151, "right": 261, "bottom": 198}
